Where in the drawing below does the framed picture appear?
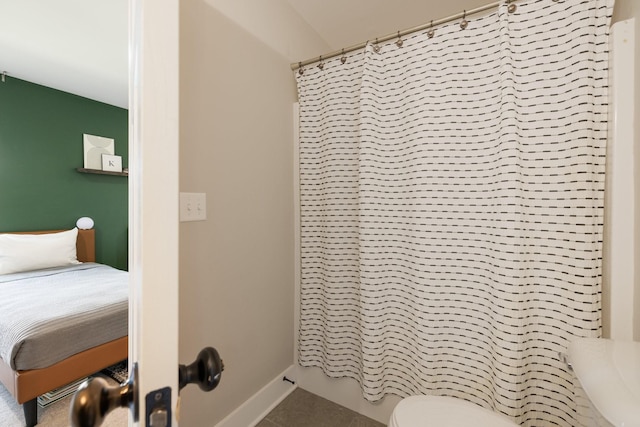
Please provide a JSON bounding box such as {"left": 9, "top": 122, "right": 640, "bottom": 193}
{"left": 83, "top": 134, "right": 115, "bottom": 169}
{"left": 102, "top": 154, "right": 123, "bottom": 172}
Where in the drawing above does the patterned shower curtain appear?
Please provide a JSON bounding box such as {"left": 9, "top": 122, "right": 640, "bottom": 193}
{"left": 295, "top": 0, "right": 613, "bottom": 425}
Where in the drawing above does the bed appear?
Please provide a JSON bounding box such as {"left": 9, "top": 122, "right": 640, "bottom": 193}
{"left": 0, "top": 228, "right": 128, "bottom": 427}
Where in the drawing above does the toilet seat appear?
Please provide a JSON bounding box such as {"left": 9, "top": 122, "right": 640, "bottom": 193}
{"left": 389, "top": 395, "right": 519, "bottom": 427}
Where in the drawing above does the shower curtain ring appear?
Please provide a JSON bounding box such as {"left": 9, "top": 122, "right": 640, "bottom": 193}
{"left": 507, "top": 0, "right": 517, "bottom": 13}
{"left": 427, "top": 20, "right": 435, "bottom": 38}
{"left": 298, "top": 62, "right": 304, "bottom": 76}
{"left": 373, "top": 38, "right": 381, "bottom": 53}
{"left": 460, "top": 10, "right": 468, "bottom": 30}
{"left": 340, "top": 49, "right": 347, "bottom": 64}
{"left": 395, "top": 31, "right": 404, "bottom": 48}
{"left": 317, "top": 56, "right": 324, "bottom": 70}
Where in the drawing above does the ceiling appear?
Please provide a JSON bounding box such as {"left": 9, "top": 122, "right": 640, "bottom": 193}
{"left": 0, "top": 0, "right": 489, "bottom": 109}
{"left": 0, "top": 0, "right": 128, "bottom": 108}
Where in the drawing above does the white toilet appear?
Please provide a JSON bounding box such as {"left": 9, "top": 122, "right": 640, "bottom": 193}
{"left": 389, "top": 338, "right": 640, "bottom": 427}
{"left": 388, "top": 395, "right": 518, "bottom": 427}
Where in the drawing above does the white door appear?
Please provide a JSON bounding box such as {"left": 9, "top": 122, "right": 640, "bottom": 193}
{"left": 128, "top": 0, "right": 180, "bottom": 425}
{"left": 69, "top": 1, "right": 181, "bottom": 425}
{"left": 72, "top": 0, "right": 222, "bottom": 424}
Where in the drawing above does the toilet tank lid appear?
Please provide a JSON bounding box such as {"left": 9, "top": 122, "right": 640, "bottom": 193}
{"left": 568, "top": 338, "right": 640, "bottom": 427}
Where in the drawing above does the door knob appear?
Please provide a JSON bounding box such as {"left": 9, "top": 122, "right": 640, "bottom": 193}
{"left": 70, "top": 347, "right": 222, "bottom": 427}
{"left": 70, "top": 363, "right": 139, "bottom": 427}
{"left": 179, "top": 347, "right": 224, "bottom": 391}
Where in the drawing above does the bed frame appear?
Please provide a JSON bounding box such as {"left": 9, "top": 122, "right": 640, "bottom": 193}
{"left": 0, "top": 229, "right": 128, "bottom": 427}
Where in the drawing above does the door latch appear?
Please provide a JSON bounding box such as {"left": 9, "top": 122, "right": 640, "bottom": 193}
{"left": 146, "top": 387, "right": 171, "bottom": 427}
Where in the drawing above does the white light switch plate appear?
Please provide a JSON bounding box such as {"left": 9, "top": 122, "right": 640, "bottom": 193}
{"left": 180, "top": 192, "right": 207, "bottom": 222}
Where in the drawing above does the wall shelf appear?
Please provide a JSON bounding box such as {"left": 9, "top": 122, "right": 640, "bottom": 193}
{"left": 76, "top": 168, "right": 128, "bottom": 177}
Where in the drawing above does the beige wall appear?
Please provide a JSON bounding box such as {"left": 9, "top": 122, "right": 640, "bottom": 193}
{"left": 204, "top": 0, "right": 330, "bottom": 61}
{"left": 178, "top": 1, "right": 327, "bottom": 425}
{"left": 177, "top": 2, "right": 640, "bottom": 424}
{"left": 612, "top": 0, "right": 640, "bottom": 340}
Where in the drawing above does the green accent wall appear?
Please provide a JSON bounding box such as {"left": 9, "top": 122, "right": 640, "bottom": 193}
{"left": 0, "top": 76, "right": 128, "bottom": 270}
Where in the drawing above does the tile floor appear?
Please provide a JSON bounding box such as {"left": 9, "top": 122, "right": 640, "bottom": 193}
{"left": 256, "top": 388, "right": 386, "bottom": 427}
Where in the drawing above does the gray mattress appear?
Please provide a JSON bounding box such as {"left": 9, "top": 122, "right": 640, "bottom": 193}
{"left": 0, "top": 263, "right": 128, "bottom": 370}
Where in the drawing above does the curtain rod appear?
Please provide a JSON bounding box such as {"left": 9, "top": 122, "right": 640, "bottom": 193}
{"left": 290, "top": 0, "right": 517, "bottom": 71}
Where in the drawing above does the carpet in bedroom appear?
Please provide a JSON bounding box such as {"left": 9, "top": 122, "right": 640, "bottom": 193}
{"left": 0, "top": 374, "right": 128, "bottom": 426}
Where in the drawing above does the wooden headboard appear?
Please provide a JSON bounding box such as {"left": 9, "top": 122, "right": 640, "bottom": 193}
{"left": 6, "top": 229, "right": 96, "bottom": 263}
{"left": 76, "top": 229, "right": 95, "bottom": 262}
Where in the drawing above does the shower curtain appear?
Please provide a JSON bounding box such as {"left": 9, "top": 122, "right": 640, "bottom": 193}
{"left": 295, "top": 0, "right": 613, "bottom": 425}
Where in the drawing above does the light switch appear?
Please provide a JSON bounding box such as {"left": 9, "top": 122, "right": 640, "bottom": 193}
{"left": 180, "top": 192, "right": 207, "bottom": 222}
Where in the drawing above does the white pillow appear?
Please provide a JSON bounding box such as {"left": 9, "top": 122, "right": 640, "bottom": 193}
{"left": 0, "top": 228, "right": 81, "bottom": 275}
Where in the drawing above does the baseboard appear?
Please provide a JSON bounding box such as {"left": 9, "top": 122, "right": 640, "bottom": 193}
{"left": 295, "top": 365, "right": 400, "bottom": 424}
{"left": 214, "top": 365, "right": 297, "bottom": 427}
